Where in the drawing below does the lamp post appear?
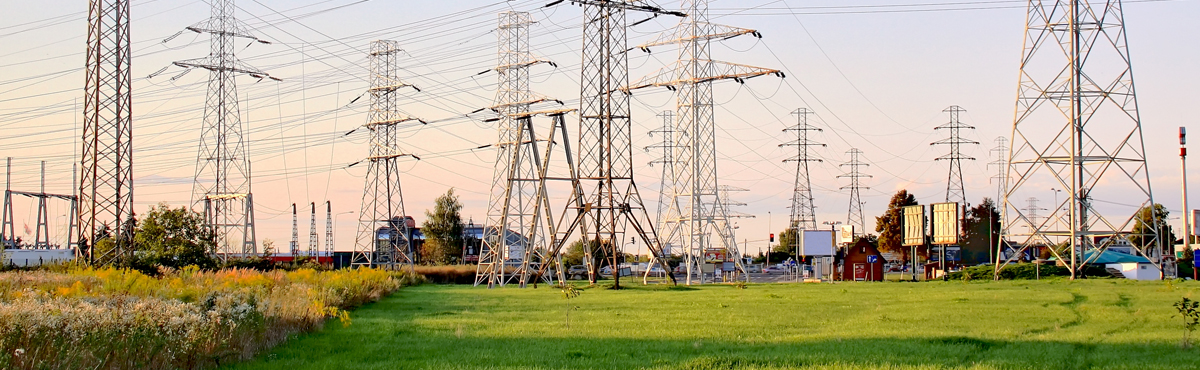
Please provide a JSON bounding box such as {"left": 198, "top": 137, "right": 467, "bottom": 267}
{"left": 823, "top": 221, "right": 842, "bottom": 281}
{"left": 1050, "top": 188, "right": 1062, "bottom": 230}
{"left": 1181, "top": 127, "right": 1192, "bottom": 280}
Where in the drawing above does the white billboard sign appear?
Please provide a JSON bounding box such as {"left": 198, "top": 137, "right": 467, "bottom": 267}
{"left": 799, "top": 230, "right": 835, "bottom": 256}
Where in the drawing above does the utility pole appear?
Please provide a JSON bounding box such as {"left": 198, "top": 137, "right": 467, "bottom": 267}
{"left": 290, "top": 203, "right": 298, "bottom": 256}
{"left": 838, "top": 149, "right": 870, "bottom": 233}
{"left": 932, "top": 106, "right": 978, "bottom": 204}
{"left": 352, "top": 40, "right": 419, "bottom": 271}
{"left": 1182, "top": 127, "right": 1192, "bottom": 279}
{"left": 80, "top": 0, "right": 134, "bottom": 265}
{"left": 626, "top": 0, "right": 780, "bottom": 285}
{"left": 173, "top": 0, "right": 275, "bottom": 259}
{"left": 999, "top": 0, "right": 1158, "bottom": 280}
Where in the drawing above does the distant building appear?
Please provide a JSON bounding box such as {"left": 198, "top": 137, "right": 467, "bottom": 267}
{"left": 839, "top": 239, "right": 886, "bottom": 281}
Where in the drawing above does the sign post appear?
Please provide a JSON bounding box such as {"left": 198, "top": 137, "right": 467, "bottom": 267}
{"left": 931, "top": 202, "right": 960, "bottom": 280}
{"left": 902, "top": 205, "right": 926, "bottom": 281}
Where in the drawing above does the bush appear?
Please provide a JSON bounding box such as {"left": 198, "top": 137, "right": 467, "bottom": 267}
{"left": 0, "top": 267, "right": 418, "bottom": 369}
{"left": 947, "top": 263, "right": 1112, "bottom": 280}
{"left": 414, "top": 264, "right": 477, "bottom": 284}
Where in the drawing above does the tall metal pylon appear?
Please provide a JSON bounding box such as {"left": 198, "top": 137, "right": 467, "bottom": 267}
{"left": 308, "top": 202, "right": 318, "bottom": 257}
{"left": 998, "top": 0, "right": 1159, "bottom": 279}
{"left": 648, "top": 110, "right": 677, "bottom": 245}
{"left": 932, "top": 106, "right": 978, "bottom": 204}
{"left": 839, "top": 149, "right": 870, "bottom": 233}
{"left": 174, "top": 0, "right": 274, "bottom": 258}
{"left": 531, "top": 0, "right": 685, "bottom": 288}
{"left": 626, "top": 0, "right": 781, "bottom": 284}
{"left": 324, "top": 201, "right": 333, "bottom": 257}
{"left": 782, "top": 108, "right": 824, "bottom": 234}
{"left": 352, "top": 40, "right": 418, "bottom": 270}
{"left": 989, "top": 137, "right": 1010, "bottom": 204}
{"left": 80, "top": 0, "right": 134, "bottom": 264}
{"left": 290, "top": 203, "right": 298, "bottom": 255}
{"left": 475, "top": 11, "right": 563, "bottom": 288}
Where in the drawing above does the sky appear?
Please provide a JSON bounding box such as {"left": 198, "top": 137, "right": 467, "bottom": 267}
{"left": 0, "top": 0, "right": 1197, "bottom": 256}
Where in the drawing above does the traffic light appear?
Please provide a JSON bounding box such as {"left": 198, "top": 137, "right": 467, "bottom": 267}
{"left": 769, "top": 233, "right": 775, "bottom": 242}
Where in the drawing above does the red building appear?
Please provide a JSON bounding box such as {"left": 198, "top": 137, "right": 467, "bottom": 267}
{"left": 839, "top": 239, "right": 886, "bottom": 281}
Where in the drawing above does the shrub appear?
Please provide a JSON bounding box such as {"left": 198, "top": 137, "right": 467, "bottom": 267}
{"left": 947, "top": 263, "right": 1111, "bottom": 280}
{"left": 414, "top": 265, "right": 477, "bottom": 284}
{"left": 0, "top": 267, "right": 417, "bottom": 369}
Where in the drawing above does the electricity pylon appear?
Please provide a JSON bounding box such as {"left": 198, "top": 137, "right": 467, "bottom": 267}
{"left": 782, "top": 108, "right": 824, "bottom": 233}
{"left": 648, "top": 111, "right": 677, "bottom": 248}
{"left": 324, "top": 201, "right": 333, "bottom": 257}
{"left": 932, "top": 106, "right": 977, "bottom": 204}
{"left": 174, "top": 0, "right": 275, "bottom": 258}
{"left": 475, "top": 11, "right": 564, "bottom": 288}
{"left": 353, "top": 40, "right": 418, "bottom": 270}
{"left": 989, "top": 137, "right": 1009, "bottom": 204}
{"left": 80, "top": 0, "right": 134, "bottom": 264}
{"left": 308, "top": 202, "right": 318, "bottom": 257}
{"left": 532, "top": 0, "right": 686, "bottom": 288}
{"left": 839, "top": 149, "right": 870, "bottom": 233}
{"left": 625, "top": 0, "right": 781, "bottom": 284}
{"left": 998, "top": 0, "right": 1159, "bottom": 279}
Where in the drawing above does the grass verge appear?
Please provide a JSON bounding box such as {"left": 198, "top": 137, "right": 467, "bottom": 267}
{"left": 233, "top": 279, "right": 1200, "bottom": 369}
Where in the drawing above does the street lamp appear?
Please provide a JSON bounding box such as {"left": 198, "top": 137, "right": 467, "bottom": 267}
{"left": 1049, "top": 188, "right": 1063, "bottom": 229}
{"left": 822, "top": 221, "right": 842, "bottom": 281}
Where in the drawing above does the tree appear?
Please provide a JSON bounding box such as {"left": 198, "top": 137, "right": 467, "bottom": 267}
{"left": 421, "top": 188, "right": 464, "bottom": 265}
{"left": 133, "top": 203, "right": 217, "bottom": 269}
{"left": 961, "top": 198, "right": 1000, "bottom": 265}
{"left": 875, "top": 189, "right": 919, "bottom": 263}
{"left": 1131, "top": 204, "right": 1175, "bottom": 254}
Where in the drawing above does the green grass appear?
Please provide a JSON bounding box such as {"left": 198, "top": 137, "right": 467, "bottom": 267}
{"left": 229, "top": 279, "right": 1200, "bottom": 369}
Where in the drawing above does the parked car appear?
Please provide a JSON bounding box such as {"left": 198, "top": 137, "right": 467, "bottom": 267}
{"left": 567, "top": 265, "right": 588, "bottom": 280}
{"left": 763, "top": 266, "right": 785, "bottom": 274}
{"left": 745, "top": 265, "right": 763, "bottom": 273}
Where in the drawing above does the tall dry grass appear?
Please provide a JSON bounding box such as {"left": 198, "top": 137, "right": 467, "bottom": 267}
{"left": 0, "top": 266, "right": 421, "bottom": 369}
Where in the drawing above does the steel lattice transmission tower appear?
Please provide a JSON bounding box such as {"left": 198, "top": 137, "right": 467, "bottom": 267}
{"left": 626, "top": 0, "right": 781, "bottom": 284}
{"left": 475, "top": 11, "right": 563, "bottom": 287}
{"left": 324, "top": 201, "right": 333, "bottom": 257}
{"left": 308, "top": 202, "right": 318, "bottom": 257}
{"left": 353, "top": 40, "right": 419, "bottom": 270}
{"left": 782, "top": 108, "right": 824, "bottom": 233}
{"left": 998, "top": 0, "right": 1159, "bottom": 279}
{"left": 174, "top": 0, "right": 275, "bottom": 257}
{"left": 80, "top": 0, "right": 134, "bottom": 264}
{"left": 839, "top": 149, "right": 870, "bottom": 233}
{"left": 932, "top": 106, "right": 977, "bottom": 204}
{"left": 648, "top": 111, "right": 677, "bottom": 242}
{"left": 989, "top": 137, "right": 1009, "bottom": 204}
{"left": 289, "top": 203, "right": 298, "bottom": 255}
{"left": 530, "top": 0, "right": 685, "bottom": 288}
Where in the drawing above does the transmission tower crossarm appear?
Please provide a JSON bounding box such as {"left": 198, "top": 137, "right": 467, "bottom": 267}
{"left": 550, "top": 0, "right": 688, "bottom": 17}
{"left": 623, "top": 60, "right": 782, "bottom": 92}
{"left": 634, "top": 22, "right": 760, "bottom": 51}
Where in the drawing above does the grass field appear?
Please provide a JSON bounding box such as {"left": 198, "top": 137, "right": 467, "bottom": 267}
{"left": 230, "top": 279, "right": 1200, "bottom": 369}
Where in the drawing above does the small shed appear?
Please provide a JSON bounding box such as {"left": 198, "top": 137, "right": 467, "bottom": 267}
{"left": 839, "top": 239, "right": 886, "bottom": 281}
